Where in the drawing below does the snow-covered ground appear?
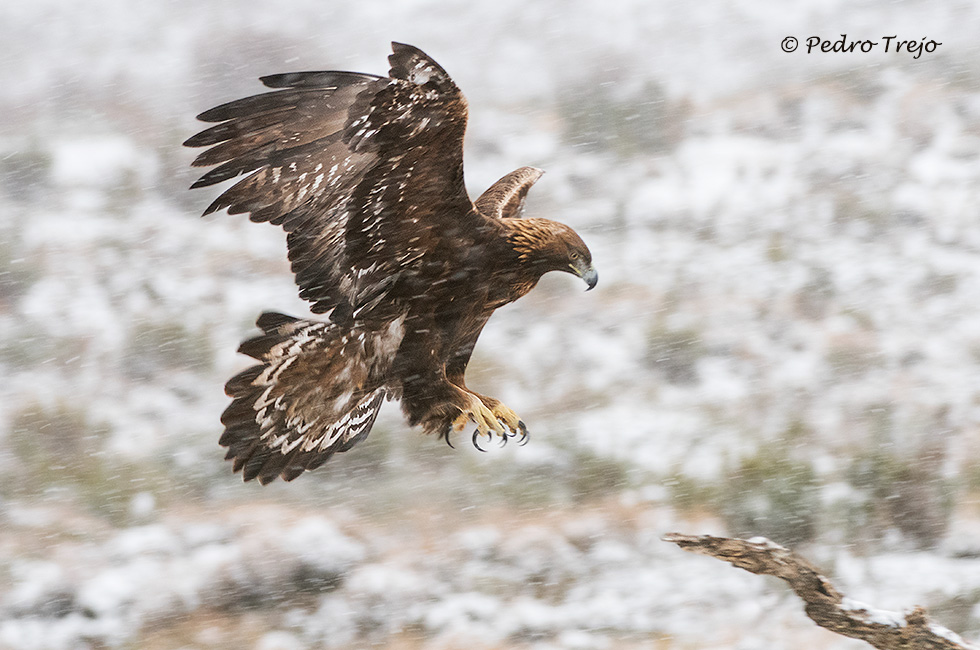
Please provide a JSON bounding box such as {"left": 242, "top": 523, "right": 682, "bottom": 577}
{"left": 3, "top": 0, "right": 980, "bottom": 648}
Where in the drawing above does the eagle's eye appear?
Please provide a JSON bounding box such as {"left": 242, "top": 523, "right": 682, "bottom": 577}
{"left": 570, "top": 252, "right": 580, "bottom": 260}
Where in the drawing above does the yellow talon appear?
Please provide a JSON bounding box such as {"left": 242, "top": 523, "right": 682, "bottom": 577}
{"left": 454, "top": 394, "right": 504, "bottom": 437}
{"left": 491, "top": 402, "right": 523, "bottom": 434}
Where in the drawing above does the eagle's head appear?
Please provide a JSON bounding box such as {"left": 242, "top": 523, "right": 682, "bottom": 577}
{"left": 508, "top": 218, "right": 598, "bottom": 291}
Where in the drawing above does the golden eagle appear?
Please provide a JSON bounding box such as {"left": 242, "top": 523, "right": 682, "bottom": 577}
{"left": 185, "top": 42, "right": 597, "bottom": 484}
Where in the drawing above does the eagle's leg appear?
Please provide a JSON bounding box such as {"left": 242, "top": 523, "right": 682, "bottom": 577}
{"left": 451, "top": 391, "right": 505, "bottom": 439}
{"left": 474, "top": 394, "right": 527, "bottom": 440}
{"left": 445, "top": 377, "right": 527, "bottom": 442}
{"left": 457, "top": 389, "right": 528, "bottom": 446}
{"left": 444, "top": 339, "right": 526, "bottom": 444}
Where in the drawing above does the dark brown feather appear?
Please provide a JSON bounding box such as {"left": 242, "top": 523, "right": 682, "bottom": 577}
{"left": 259, "top": 71, "right": 382, "bottom": 90}
{"left": 184, "top": 110, "right": 292, "bottom": 149}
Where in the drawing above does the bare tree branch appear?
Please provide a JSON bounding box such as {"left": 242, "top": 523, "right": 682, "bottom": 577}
{"left": 663, "top": 533, "right": 978, "bottom": 650}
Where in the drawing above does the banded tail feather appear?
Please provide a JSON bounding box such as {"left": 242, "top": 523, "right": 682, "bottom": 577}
{"left": 220, "top": 312, "right": 392, "bottom": 484}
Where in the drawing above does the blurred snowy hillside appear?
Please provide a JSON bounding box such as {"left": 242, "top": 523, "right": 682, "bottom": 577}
{"left": 3, "top": 0, "right": 980, "bottom": 648}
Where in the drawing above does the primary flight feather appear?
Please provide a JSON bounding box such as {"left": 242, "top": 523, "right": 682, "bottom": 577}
{"left": 185, "top": 42, "right": 597, "bottom": 484}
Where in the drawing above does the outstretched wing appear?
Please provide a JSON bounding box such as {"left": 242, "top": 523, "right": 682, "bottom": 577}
{"left": 474, "top": 166, "right": 544, "bottom": 220}
{"left": 185, "top": 42, "right": 478, "bottom": 316}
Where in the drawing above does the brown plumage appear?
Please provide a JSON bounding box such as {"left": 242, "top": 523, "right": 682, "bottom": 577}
{"left": 185, "top": 42, "right": 597, "bottom": 484}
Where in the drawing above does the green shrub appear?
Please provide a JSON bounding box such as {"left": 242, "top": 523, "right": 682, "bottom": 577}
{"left": 793, "top": 266, "right": 835, "bottom": 320}
{"left": 566, "top": 446, "right": 632, "bottom": 502}
{"left": 645, "top": 325, "right": 706, "bottom": 384}
{"left": 5, "top": 402, "right": 110, "bottom": 488}
{"left": 1, "top": 402, "right": 174, "bottom": 524}
{"left": 125, "top": 320, "right": 214, "bottom": 380}
{"left": 844, "top": 449, "right": 952, "bottom": 550}
{"left": 663, "top": 471, "right": 720, "bottom": 513}
{"left": 719, "top": 444, "right": 820, "bottom": 546}
{"left": 0, "top": 329, "right": 87, "bottom": 369}
{"left": 0, "top": 147, "right": 51, "bottom": 202}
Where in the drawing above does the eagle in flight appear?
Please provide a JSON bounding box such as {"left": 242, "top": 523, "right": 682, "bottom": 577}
{"left": 185, "top": 42, "right": 597, "bottom": 484}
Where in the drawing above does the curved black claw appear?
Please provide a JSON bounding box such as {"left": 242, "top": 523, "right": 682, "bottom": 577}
{"left": 499, "top": 431, "right": 509, "bottom": 448}
{"left": 444, "top": 432, "right": 455, "bottom": 449}
{"left": 516, "top": 421, "right": 530, "bottom": 446}
{"left": 472, "top": 429, "right": 488, "bottom": 452}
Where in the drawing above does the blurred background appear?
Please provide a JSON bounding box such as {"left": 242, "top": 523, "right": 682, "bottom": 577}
{"left": 3, "top": 0, "right": 980, "bottom": 648}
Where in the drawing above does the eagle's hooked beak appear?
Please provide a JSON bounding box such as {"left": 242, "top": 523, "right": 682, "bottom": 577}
{"left": 571, "top": 261, "right": 598, "bottom": 291}
{"left": 582, "top": 265, "right": 598, "bottom": 291}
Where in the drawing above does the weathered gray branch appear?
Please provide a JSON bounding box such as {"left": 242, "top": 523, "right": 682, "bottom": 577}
{"left": 663, "top": 533, "right": 978, "bottom": 650}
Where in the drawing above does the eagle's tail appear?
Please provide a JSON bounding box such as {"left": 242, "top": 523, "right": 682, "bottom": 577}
{"left": 219, "top": 311, "right": 388, "bottom": 484}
